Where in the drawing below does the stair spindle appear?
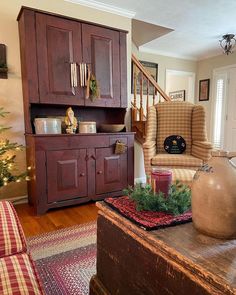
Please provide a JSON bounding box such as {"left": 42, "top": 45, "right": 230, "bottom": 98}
{"left": 153, "top": 86, "right": 155, "bottom": 105}
{"left": 132, "top": 65, "right": 138, "bottom": 122}
{"left": 140, "top": 72, "right": 144, "bottom": 121}
{"left": 146, "top": 79, "right": 149, "bottom": 114}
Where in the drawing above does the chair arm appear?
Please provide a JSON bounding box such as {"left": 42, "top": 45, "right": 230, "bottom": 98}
{"left": 192, "top": 141, "right": 213, "bottom": 162}
{"left": 143, "top": 141, "right": 156, "bottom": 176}
{"left": 143, "top": 141, "right": 156, "bottom": 150}
{"left": 192, "top": 141, "right": 213, "bottom": 149}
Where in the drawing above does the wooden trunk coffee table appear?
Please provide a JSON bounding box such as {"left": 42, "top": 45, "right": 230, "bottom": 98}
{"left": 90, "top": 202, "right": 236, "bottom": 295}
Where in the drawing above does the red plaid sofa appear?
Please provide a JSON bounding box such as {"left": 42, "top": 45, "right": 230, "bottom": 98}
{"left": 0, "top": 201, "right": 44, "bottom": 294}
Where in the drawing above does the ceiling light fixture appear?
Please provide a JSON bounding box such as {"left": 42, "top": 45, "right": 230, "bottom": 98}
{"left": 219, "top": 34, "right": 236, "bottom": 55}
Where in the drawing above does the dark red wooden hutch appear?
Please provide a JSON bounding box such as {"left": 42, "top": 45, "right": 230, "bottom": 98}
{"left": 17, "top": 7, "right": 134, "bottom": 214}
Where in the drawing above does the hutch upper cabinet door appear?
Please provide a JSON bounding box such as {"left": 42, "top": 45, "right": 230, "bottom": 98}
{"left": 82, "top": 24, "right": 121, "bottom": 107}
{"left": 95, "top": 147, "right": 127, "bottom": 194}
{"left": 36, "top": 13, "right": 84, "bottom": 105}
{"left": 46, "top": 149, "right": 87, "bottom": 203}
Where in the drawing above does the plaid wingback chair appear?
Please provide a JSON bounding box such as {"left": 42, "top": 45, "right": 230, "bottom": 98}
{"left": 143, "top": 101, "right": 212, "bottom": 176}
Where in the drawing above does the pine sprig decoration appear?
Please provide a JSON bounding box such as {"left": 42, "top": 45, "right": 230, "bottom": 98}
{"left": 0, "top": 107, "right": 10, "bottom": 133}
{"left": 0, "top": 108, "right": 29, "bottom": 188}
{"left": 89, "top": 74, "right": 100, "bottom": 101}
{"left": 123, "top": 180, "right": 191, "bottom": 216}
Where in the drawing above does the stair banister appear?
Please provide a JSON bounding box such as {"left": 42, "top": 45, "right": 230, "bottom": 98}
{"left": 131, "top": 54, "right": 171, "bottom": 144}
{"left": 131, "top": 54, "right": 171, "bottom": 102}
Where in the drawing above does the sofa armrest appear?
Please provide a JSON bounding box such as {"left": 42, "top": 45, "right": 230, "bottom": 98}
{"left": 0, "top": 253, "right": 45, "bottom": 294}
{"left": 0, "top": 201, "right": 27, "bottom": 258}
{"left": 192, "top": 141, "right": 213, "bottom": 162}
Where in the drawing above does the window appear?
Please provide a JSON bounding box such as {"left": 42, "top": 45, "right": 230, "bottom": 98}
{"left": 212, "top": 73, "right": 227, "bottom": 149}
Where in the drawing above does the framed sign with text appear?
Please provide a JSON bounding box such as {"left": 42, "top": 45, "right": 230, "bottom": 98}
{"left": 169, "top": 90, "right": 185, "bottom": 101}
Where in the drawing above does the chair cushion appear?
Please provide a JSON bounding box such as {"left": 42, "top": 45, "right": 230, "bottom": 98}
{"left": 151, "top": 153, "right": 203, "bottom": 168}
{"left": 0, "top": 201, "right": 27, "bottom": 258}
{"left": 156, "top": 102, "right": 193, "bottom": 154}
{"left": 0, "top": 253, "right": 44, "bottom": 294}
{"left": 171, "top": 168, "right": 196, "bottom": 187}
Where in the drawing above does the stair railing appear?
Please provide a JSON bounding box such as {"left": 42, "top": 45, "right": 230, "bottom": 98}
{"left": 131, "top": 54, "right": 171, "bottom": 143}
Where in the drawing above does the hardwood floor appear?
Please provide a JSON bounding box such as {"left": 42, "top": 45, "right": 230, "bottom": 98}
{"left": 15, "top": 201, "right": 98, "bottom": 238}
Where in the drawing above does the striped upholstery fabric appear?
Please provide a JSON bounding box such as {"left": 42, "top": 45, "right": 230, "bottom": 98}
{"left": 145, "top": 106, "right": 157, "bottom": 142}
{"left": 192, "top": 141, "right": 212, "bottom": 162}
{"left": 0, "top": 201, "right": 27, "bottom": 258}
{"left": 0, "top": 253, "right": 44, "bottom": 294}
{"left": 143, "top": 101, "right": 213, "bottom": 176}
{"left": 151, "top": 154, "right": 203, "bottom": 168}
{"left": 171, "top": 168, "right": 196, "bottom": 187}
{"left": 156, "top": 102, "right": 193, "bottom": 154}
{"left": 192, "top": 105, "right": 207, "bottom": 141}
{"left": 143, "top": 141, "right": 157, "bottom": 176}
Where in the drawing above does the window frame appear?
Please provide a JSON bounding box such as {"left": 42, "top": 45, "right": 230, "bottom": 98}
{"left": 211, "top": 70, "right": 228, "bottom": 149}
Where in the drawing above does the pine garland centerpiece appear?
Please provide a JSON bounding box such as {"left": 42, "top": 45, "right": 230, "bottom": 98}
{"left": 124, "top": 180, "right": 191, "bottom": 216}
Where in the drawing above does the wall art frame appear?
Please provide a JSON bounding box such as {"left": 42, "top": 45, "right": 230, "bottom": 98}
{"left": 199, "top": 79, "right": 210, "bottom": 101}
{"left": 131, "top": 60, "right": 158, "bottom": 94}
{"left": 169, "top": 90, "right": 185, "bottom": 101}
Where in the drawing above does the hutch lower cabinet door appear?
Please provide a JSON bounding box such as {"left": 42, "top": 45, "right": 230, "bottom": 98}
{"left": 26, "top": 133, "right": 134, "bottom": 214}
{"left": 46, "top": 149, "right": 87, "bottom": 202}
{"left": 95, "top": 147, "right": 127, "bottom": 195}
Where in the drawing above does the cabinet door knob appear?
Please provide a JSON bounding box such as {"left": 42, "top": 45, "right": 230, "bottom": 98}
{"left": 80, "top": 173, "right": 85, "bottom": 177}
{"left": 97, "top": 170, "right": 103, "bottom": 175}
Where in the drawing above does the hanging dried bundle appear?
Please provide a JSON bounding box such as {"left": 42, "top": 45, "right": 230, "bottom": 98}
{"left": 89, "top": 74, "right": 100, "bottom": 101}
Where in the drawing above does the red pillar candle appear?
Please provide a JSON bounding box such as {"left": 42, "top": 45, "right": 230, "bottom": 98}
{"left": 151, "top": 168, "right": 172, "bottom": 197}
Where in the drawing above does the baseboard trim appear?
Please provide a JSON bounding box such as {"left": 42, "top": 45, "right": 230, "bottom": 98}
{"left": 3, "top": 195, "right": 28, "bottom": 205}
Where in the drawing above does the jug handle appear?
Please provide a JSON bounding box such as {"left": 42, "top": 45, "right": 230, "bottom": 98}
{"left": 227, "top": 152, "right": 236, "bottom": 159}
{"left": 227, "top": 152, "right": 236, "bottom": 169}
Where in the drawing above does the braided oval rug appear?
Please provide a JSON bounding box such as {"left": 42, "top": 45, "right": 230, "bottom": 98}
{"left": 27, "top": 222, "right": 97, "bottom": 295}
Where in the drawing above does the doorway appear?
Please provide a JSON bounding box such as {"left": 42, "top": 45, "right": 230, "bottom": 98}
{"left": 212, "top": 66, "right": 236, "bottom": 164}
{"left": 165, "top": 70, "right": 195, "bottom": 103}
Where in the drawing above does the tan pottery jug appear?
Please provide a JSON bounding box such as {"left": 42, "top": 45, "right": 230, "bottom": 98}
{"left": 191, "top": 150, "right": 236, "bottom": 239}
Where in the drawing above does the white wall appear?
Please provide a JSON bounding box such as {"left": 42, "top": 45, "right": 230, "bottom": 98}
{"left": 132, "top": 43, "right": 197, "bottom": 91}
{"left": 196, "top": 51, "right": 236, "bottom": 138}
{"left": 166, "top": 71, "right": 195, "bottom": 103}
{"left": 166, "top": 75, "right": 189, "bottom": 96}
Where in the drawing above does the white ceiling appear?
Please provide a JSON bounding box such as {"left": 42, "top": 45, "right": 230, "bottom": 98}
{"left": 75, "top": 0, "right": 236, "bottom": 60}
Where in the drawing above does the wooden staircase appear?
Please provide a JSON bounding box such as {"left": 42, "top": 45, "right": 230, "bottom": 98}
{"left": 131, "top": 54, "right": 170, "bottom": 144}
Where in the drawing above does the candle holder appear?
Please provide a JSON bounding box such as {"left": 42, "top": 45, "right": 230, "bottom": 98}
{"left": 151, "top": 168, "right": 172, "bottom": 197}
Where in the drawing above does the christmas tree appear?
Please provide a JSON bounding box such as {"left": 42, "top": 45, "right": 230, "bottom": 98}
{"left": 0, "top": 107, "right": 29, "bottom": 187}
